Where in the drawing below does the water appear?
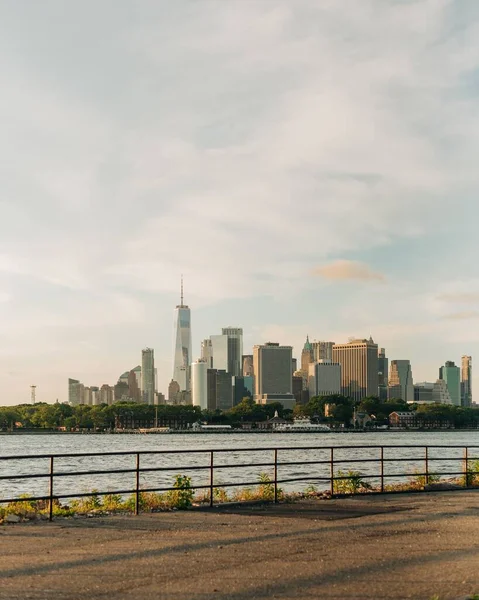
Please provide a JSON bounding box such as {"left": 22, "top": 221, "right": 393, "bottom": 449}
{"left": 1, "top": 431, "right": 479, "bottom": 501}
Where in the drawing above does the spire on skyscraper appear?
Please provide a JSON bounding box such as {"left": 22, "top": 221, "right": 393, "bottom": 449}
{"left": 181, "top": 274, "right": 184, "bottom": 307}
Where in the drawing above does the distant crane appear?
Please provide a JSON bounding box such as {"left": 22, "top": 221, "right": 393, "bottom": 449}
{"left": 30, "top": 385, "right": 36, "bottom": 405}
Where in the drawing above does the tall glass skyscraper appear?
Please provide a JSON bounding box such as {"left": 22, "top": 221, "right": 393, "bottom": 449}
{"left": 222, "top": 327, "right": 243, "bottom": 377}
{"left": 173, "top": 279, "right": 192, "bottom": 391}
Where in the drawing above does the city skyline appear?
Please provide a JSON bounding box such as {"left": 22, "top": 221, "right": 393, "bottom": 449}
{"left": 1, "top": 1, "right": 479, "bottom": 405}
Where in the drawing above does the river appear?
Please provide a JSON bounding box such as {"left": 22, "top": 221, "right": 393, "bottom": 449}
{"left": 1, "top": 431, "right": 479, "bottom": 501}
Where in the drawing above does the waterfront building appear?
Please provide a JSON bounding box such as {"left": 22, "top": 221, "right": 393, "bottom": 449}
{"left": 207, "top": 369, "right": 218, "bottom": 411}
{"left": 432, "top": 379, "right": 453, "bottom": 404}
{"left": 378, "top": 348, "right": 389, "bottom": 402}
{"left": 155, "top": 392, "right": 166, "bottom": 405}
{"left": 99, "top": 384, "right": 114, "bottom": 406}
{"left": 413, "top": 382, "right": 435, "bottom": 404}
{"left": 439, "top": 361, "right": 461, "bottom": 406}
{"left": 222, "top": 327, "right": 243, "bottom": 377}
{"left": 461, "top": 355, "right": 472, "bottom": 407}
{"left": 91, "top": 386, "right": 100, "bottom": 406}
{"left": 172, "top": 278, "right": 192, "bottom": 391}
{"left": 256, "top": 393, "right": 296, "bottom": 409}
{"left": 308, "top": 360, "right": 341, "bottom": 398}
{"left": 253, "top": 343, "right": 293, "bottom": 398}
{"left": 128, "top": 369, "right": 141, "bottom": 403}
{"left": 191, "top": 360, "right": 208, "bottom": 410}
{"left": 388, "top": 360, "right": 414, "bottom": 403}
{"left": 332, "top": 338, "right": 379, "bottom": 402}
{"left": 68, "top": 378, "right": 82, "bottom": 406}
{"left": 242, "top": 354, "right": 254, "bottom": 377}
{"left": 83, "top": 387, "right": 92, "bottom": 406}
{"left": 142, "top": 348, "right": 155, "bottom": 405}
{"left": 216, "top": 370, "right": 234, "bottom": 411}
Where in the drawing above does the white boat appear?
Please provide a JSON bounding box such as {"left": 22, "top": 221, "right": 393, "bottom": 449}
{"left": 273, "top": 418, "right": 331, "bottom": 433}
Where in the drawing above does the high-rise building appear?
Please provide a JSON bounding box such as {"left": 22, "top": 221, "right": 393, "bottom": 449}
{"left": 432, "top": 379, "right": 453, "bottom": 404}
{"left": 242, "top": 355, "right": 254, "bottom": 377}
{"left": 388, "top": 360, "right": 414, "bottom": 403}
{"left": 378, "top": 348, "right": 389, "bottom": 402}
{"left": 439, "top": 361, "right": 461, "bottom": 406}
{"left": 461, "top": 356, "right": 472, "bottom": 407}
{"left": 253, "top": 343, "right": 293, "bottom": 397}
{"left": 172, "top": 278, "right": 192, "bottom": 391}
{"left": 201, "top": 339, "right": 213, "bottom": 368}
{"left": 414, "top": 382, "right": 435, "bottom": 404}
{"left": 191, "top": 360, "right": 208, "bottom": 410}
{"left": 210, "top": 334, "right": 229, "bottom": 371}
{"left": 168, "top": 380, "right": 180, "bottom": 404}
{"left": 142, "top": 348, "right": 155, "bottom": 405}
{"left": 100, "top": 384, "right": 114, "bottom": 406}
{"left": 222, "top": 327, "right": 243, "bottom": 377}
{"left": 332, "top": 338, "right": 379, "bottom": 402}
{"left": 68, "top": 378, "right": 82, "bottom": 406}
{"left": 232, "top": 376, "right": 254, "bottom": 406}
{"left": 83, "top": 387, "right": 92, "bottom": 406}
{"left": 300, "top": 336, "right": 314, "bottom": 388}
{"left": 308, "top": 360, "right": 341, "bottom": 398}
{"left": 311, "top": 341, "right": 335, "bottom": 362}
{"left": 207, "top": 369, "right": 218, "bottom": 411}
{"left": 216, "top": 370, "right": 234, "bottom": 411}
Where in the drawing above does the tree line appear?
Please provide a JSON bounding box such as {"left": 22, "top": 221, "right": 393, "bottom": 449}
{"left": 0, "top": 395, "right": 477, "bottom": 431}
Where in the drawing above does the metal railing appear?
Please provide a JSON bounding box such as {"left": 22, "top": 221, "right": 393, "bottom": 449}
{"left": 1, "top": 444, "right": 478, "bottom": 521}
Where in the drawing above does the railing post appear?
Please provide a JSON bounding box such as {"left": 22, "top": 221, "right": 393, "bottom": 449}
{"left": 209, "top": 450, "right": 214, "bottom": 507}
{"left": 274, "top": 449, "right": 278, "bottom": 504}
{"left": 380, "top": 447, "right": 384, "bottom": 493}
{"left": 135, "top": 453, "right": 140, "bottom": 516}
{"left": 49, "top": 456, "right": 54, "bottom": 522}
{"left": 464, "top": 447, "right": 469, "bottom": 488}
{"left": 330, "top": 448, "right": 334, "bottom": 496}
{"left": 425, "top": 447, "right": 429, "bottom": 486}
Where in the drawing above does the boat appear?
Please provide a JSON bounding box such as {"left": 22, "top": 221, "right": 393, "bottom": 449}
{"left": 273, "top": 418, "right": 331, "bottom": 433}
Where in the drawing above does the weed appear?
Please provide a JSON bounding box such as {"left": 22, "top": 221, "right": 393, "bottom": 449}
{"left": 166, "top": 474, "right": 194, "bottom": 510}
{"left": 333, "top": 470, "right": 372, "bottom": 494}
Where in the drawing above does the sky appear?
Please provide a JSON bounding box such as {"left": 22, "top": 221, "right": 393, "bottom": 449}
{"left": 1, "top": 0, "right": 479, "bottom": 405}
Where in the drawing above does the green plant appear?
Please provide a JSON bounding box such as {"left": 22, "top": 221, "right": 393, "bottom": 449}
{"left": 167, "top": 474, "right": 194, "bottom": 510}
{"left": 464, "top": 460, "right": 479, "bottom": 487}
{"left": 257, "top": 472, "right": 283, "bottom": 501}
{"left": 304, "top": 484, "right": 318, "bottom": 494}
{"left": 102, "top": 494, "right": 124, "bottom": 512}
{"left": 213, "top": 485, "right": 229, "bottom": 503}
{"left": 333, "top": 470, "right": 372, "bottom": 494}
{"left": 408, "top": 470, "right": 441, "bottom": 489}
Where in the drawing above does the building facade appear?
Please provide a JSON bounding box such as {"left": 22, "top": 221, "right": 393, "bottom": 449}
{"left": 222, "top": 327, "right": 243, "bottom": 377}
{"left": 439, "top": 361, "right": 461, "bottom": 406}
{"left": 141, "top": 348, "right": 155, "bottom": 405}
{"left": 172, "top": 280, "right": 192, "bottom": 391}
{"left": 191, "top": 360, "right": 208, "bottom": 410}
{"left": 388, "top": 360, "right": 414, "bottom": 403}
{"left": 332, "top": 338, "right": 379, "bottom": 402}
{"left": 461, "top": 355, "right": 472, "bottom": 407}
{"left": 253, "top": 343, "right": 293, "bottom": 397}
{"left": 378, "top": 348, "right": 389, "bottom": 402}
{"left": 308, "top": 360, "right": 341, "bottom": 398}
{"left": 311, "top": 341, "right": 335, "bottom": 362}
{"left": 210, "top": 334, "right": 229, "bottom": 371}
{"left": 242, "top": 355, "right": 254, "bottom": 377}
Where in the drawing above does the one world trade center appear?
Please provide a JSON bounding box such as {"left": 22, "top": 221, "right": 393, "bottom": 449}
{"left": 173, "top": 277, "right": 192, "bottom": 391}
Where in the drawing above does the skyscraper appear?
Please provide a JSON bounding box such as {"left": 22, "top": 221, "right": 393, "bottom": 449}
{"left": 300, "top": 335, "right": 314, "bottom": 389}
{"left": 142, "top": 348, "right": 155, "bottom": 405}
{"left": 191, "top": 360, "right": 208, "bottom": 410}
{"left": 439, "top": 361, "right": 461, "bottom": 406}
{"left": 332, "top": 338, "right": 379, "bottom": 402}
{"left": 311, "top": 341, "right": 335, "bottom": 362}
{"left": 378, "top": 348, "right": 389, "bottom": 402}
{"left": 172, "top": 277, "right": 192, "bottom": 391}
{"left": 222, "top": 327, "right": 243, "bottom": 376}
{"left": 210, "top": 334, "right": 229, "bottom": 371}
{"left": 253, "top": 343, "right": 293, "bottom": 396}
{"left": 461, "top": 355, "right": 472, "bottom": 407}
{"left": 242, "top": 355, "right": 254, "bottom": 377}
{"left": 388, "top": 360, "right": 414, "bottom": 403}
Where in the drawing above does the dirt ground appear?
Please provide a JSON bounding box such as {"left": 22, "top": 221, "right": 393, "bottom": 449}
{"left": 1, "top": 490, "right": 478, "bottom": 600}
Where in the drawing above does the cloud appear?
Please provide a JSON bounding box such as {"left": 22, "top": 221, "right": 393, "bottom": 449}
{"left": 312, "top": 260, "right": 385, "bottom": 282}
{"left": 443, "top": 310, "right": 479, "bottom": 321}
{"left": 437, "top": 293, "right": 479, "bottom": 304}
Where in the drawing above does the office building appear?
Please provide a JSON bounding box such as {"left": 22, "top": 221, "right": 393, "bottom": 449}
{"left": 100, "top": 384, "right": 114, "bottom": 406}
{"left": 68, "top": 378, "right": 82, "bottom": 406}
{"left": 168, "top": 380, "right": 180, "bottom": 404}
{"left": 388, "top": 360, "right": 414, "bottom": 403}
{"left": 233, "top": 376, "right": 254, "bottom": 406}
{"left": 414, "top": 382, "right": 435, "bottom": 404}
{"left": 172, "top": 278, "right": 192, "bottom": 391}
{"left": 128, "top": 369, "right": 141, "bottom": 403}
{"left": 253, "top": 343, "right": 293, "bottom": 397}
{"left": 216, "top": 370, "right": 234, "bottom": 411}
{"left": 210, "top": 334, "right": 229, "bottom": 371}
{"left": 142, "top": 348, "right": 155, "bottom": 405}
{"left": 311, "top": 341, "right": 335, "bottom": 362}
{"left": 222, "top": 327, "right": 243, "bottom": 376}
{"left": 461, "top": 356, "right": 472, "bottom": 407}
{"left": 83, "top": 387, "right": 92, "bottom": 406}
{"left": 332, "top": 338, "right": 379, "bottom": 402}
{"left": 308, "top": 360, "right": 341, "bottom": 398}
{"left": 91, "top": 386, "right": 100, "bottom": 406}
{"left": 378, "top": 348, "right": 389, "bottom": 402}
{"left": 207, "top": 369, "right": 218, "bottom": 411}
{"left": 432, "top": 379, "right": 453, "bottom": 404}
{"left": 439, "top": 361, "right": 461, "bottom": 406}
{"left": 191, "top": 360, "right": 208, "bottom": 410}
{"left": 242, "top": 355, "right": 254, "bottom": 377}
{"left": 301, "top": 336, "right": 314, "bottom": 380}
{"left": 201, "top": 339, "right": 213, "bottom": 368}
